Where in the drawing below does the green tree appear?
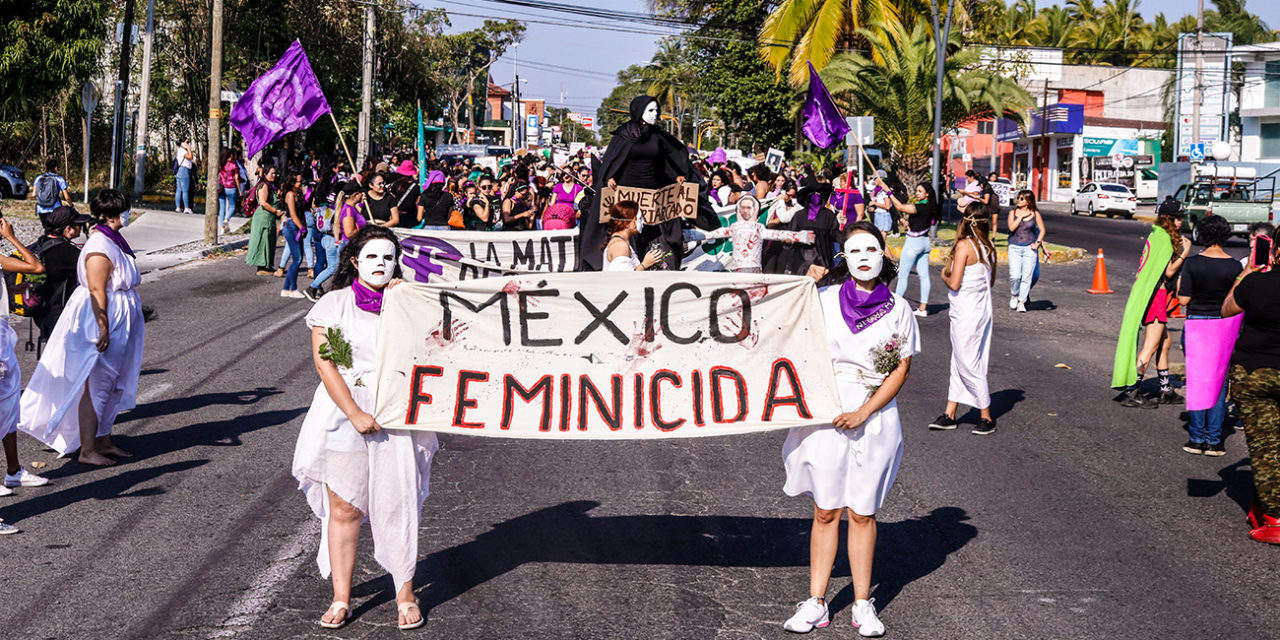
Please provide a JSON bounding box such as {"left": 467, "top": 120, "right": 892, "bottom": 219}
{"left": 432, "top": 19, "right": 526, "bottom": 143}
{"left": 758, "top": 0, "right": 897, "bottom": 87}
{"left": 596, "top": 65, "right": 646, "bottom": 147}
{"left": 822, "top": 15, "right": 1033, "bottom": 181}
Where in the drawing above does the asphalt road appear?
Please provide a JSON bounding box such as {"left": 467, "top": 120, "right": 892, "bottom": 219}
{"left": 1, "top": 236, "right": 1277, "bottom": 640}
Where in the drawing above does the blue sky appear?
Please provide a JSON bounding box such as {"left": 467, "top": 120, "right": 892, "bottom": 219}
{"left": 422, "top": 0, "right": 1280, "bottom": 126}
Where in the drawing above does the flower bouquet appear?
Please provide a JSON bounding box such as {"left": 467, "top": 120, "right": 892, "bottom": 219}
{"left": 864, "top": 332, "right": 906, "bottom": 394}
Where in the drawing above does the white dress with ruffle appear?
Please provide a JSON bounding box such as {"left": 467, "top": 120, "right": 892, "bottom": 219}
{"left": 947, "top": 239, "right": 993, "bottom": 410}
{"left": 19, "top": 231, "right": 145, "bottom": 453}
{"left": 783, "top": 285, "right": 920, "bottom": 515}
{"left": 291, "top": 287, "right": 439, "bottom": 589}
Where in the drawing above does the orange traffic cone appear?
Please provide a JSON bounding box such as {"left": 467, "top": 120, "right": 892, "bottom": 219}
{"left": 1168, "top": 294, "right": 1184, "bottom": 318}
{"left": 1087, "top": 249, "right": 1114, "bottom": 294}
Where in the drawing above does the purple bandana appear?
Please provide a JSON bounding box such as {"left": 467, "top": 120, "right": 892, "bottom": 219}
{"left": 839, "top": 279, "right": 894, "bottom": 334}
{"left": 95, "top": 224, "right": 135, "bottom": 257}
{"left": 352, "top": 280, "right": 384, "bottom": 314}
{"left": 806, "top": 192, "right": 824, "bottom": 221}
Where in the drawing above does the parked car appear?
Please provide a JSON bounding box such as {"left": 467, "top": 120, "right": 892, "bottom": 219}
{"left": 1069, "top": 182, "right": 1137, "bottom": 218}
{"left": 0, "top": 164, "right": 28, "bottom": 201}
{"left": 1172, "top": 172, "right": 1277, "bottom": 244}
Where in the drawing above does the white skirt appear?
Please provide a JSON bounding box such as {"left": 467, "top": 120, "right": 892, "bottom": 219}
{"left": 292, "top": 379, "right": 439, "bottom": 589}
{"left": 782, "top": 374, "right": 904, "bottom": 515}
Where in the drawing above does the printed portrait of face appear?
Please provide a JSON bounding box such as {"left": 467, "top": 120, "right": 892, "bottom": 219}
{"left": 843, "top": 232, "right": 884, "bottom": 282}
{"left": 357, "top": 238, "right": 397, "bottom": 287}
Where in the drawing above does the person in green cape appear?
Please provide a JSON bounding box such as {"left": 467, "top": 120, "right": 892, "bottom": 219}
{"left": 1111, "top": 197, "right": 1192, "bottom": 408}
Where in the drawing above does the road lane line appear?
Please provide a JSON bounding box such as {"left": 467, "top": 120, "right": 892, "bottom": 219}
{"left": 251, "top": 309, "right": 308, "bottom": 342}
{"left": 206, "top": 519, "right": 320, "bottom": 638}
{"left": 136, "top": 382, "right": 173, "bottom": 405}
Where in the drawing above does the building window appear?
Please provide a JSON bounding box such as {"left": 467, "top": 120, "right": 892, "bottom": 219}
{"left": 977, "top": 120, "right": 994, "bottom": 135}
{"left": 1262, "top": 122, "right": 1280, "bottom": 158}
{"left": 1267, "top": 61, "right": 1280, "bottom": 109}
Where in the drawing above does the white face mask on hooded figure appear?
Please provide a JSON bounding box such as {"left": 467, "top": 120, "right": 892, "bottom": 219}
{"left": 842, "top": 233, "right": 884, "bottom": 282}
{"left": 642, "top": 101, "right": 659, "bottom": 126}
{"left": 356, "top": 238, "right": 397, "bottom": 287}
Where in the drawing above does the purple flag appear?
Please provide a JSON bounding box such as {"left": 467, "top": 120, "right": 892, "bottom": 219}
{"left": 801, "top": 62, "right": 850, "bottom": 149}
{"left": 230, "top": 40, "right": 331, "bottom": 158}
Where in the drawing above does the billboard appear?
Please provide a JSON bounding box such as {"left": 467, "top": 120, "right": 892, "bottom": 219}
{"left": 1173, "top": 32, "right": 1233, "bottom": 158}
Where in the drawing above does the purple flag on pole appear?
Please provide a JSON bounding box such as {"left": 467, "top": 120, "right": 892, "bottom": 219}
{"left": 230, "top": 40, "right": 331, "bottom": 159}
{"left": 801, "top": 62, "right": 850, "bottom": 149}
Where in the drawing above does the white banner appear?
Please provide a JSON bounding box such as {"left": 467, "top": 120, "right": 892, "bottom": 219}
{"left": 396, "top": 228, "right": 578, "bottom": 284}
{"left": 372, "top": 273, "right": 840, "bottom": 438}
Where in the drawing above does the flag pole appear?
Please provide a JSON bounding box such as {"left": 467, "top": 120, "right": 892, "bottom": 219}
{"left": 329, "top": 111, "right": 356, "bottom": 171}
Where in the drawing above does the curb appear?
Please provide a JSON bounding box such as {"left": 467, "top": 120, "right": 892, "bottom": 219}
{"left": 149, "top": 238, "right": 250, "bottom": 273}
{"left": 887, "top": 245, "right": 1089, "bottom": 266}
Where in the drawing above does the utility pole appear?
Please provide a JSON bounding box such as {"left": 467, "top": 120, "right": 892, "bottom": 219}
{"left": 357, "top": 3, "right": 375, "bottom": 169}
{"left": 1192, "top": 0, "right": 1204, "bottom": 150}
{"left": 132, "top": 0, "right": 156, "bottom": 198}
{"left": 110, "top": 0, "right": 138, "bottom": 191}
{"left": 512, "top": 43, "right": 519, "bottom": 148}
{"left": 203, "top": 0, "right": 224, "bottom": 243}
{"left": 929, "top": 0, "right": 957, "bottom": 202}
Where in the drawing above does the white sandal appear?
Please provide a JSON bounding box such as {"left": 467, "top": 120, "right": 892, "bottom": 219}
{"left": 397, "top": 599, "right": 424, "bottom": 630}
{"left": 318, "top": 601, "right": 349, "bottom": 629}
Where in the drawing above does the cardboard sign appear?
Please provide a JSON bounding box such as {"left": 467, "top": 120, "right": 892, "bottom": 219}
{"left": 599, "top": 182, "right": 699, "bottom": 225}
{"left": 371, "top": 272, "right": 841, "bottom": 438}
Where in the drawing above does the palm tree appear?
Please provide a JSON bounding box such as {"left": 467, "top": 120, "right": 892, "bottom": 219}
{"left": 640, "top": 39, "right": 695, "bottom": 137}
{"left": 1027, "top": 6, "right": 1074, "bottom": 48}
{"left": 821, "top": 14, "right": 1034, "bottom": 181}
{"left": 758, "top": 0, "right": 898, "bottom": 88}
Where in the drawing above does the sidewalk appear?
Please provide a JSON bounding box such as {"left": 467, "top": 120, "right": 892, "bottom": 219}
{"left": 122, "top": 208, "right": 250, "bottom": 273}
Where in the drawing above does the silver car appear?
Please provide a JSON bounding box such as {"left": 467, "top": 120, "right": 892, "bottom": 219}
{"left": 0, "top": 164, "right": 29, "bottom": 201}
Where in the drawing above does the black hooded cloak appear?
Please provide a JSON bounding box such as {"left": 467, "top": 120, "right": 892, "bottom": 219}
{"left": 576, "top": 96, "right": 720, "bottom": 271}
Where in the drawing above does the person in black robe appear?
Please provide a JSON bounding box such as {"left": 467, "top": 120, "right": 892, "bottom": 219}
{"left": 772, "top": 176, "right": 842, "bottom": 275}
{"left": 575, "top": 95, "right": 719, "bottom": 271}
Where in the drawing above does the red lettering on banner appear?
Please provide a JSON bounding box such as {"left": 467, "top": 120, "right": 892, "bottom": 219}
{"left": 579, "top": 374, "right": 623, "bottom": 431}
{"left": 453, "top": 370, "right": 488, "bottom": 428}
{"left": 691, "top": 370, "right": 705, "bottom": 426}
{"left": 649, "top": 369, "right": 685, "bottom": 432}
{"left": 502, "top": 374, "right": 553, "bottom": 431}
{"left": 406, "top": 365, "right": 445, "bottom": 425}
{"left": 709, "top": 367, "right": 748, "bottom": 423}
{"left": 763, "top": 358, "right": 812, "bottom": 420}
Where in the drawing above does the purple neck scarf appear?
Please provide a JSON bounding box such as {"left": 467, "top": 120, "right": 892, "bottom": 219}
{"left": 806, "top": 192, "right": 824, "bottom": 221}
{"left": 839, "top": 279, "right": 894, "bottom": 334}
{"left": 95, "top": 224, "right": 135, "bottom": 257}
{"left": 352, "top": 280, "right": 384, "bottom": 314}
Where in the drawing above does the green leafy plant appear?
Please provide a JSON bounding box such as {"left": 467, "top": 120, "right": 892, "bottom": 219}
{"left": 318, "top": 327, "right": 353, "bottom": 369}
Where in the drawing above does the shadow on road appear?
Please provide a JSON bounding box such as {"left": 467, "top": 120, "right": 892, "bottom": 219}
{"left": 347, "top": 501, "right": 976, "bottom": 623}
{"left": 1187, "top": 457, "right": 1253, "bottom": 514}
{"left": 0, "top": 459, "right": 209, "bottom": 522}
{"left": 116, "top": 387, "right": 285, "bottom": 425}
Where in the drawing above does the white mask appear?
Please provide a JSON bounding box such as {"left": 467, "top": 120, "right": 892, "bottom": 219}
{"left": 842, "top": 233, "right": 884, "bottom": 282}
{"left": 642, "top": 102, "right": 658, "bottom": 125}
{"left": 356, "top": 238, "right": 397, "bottom": 287}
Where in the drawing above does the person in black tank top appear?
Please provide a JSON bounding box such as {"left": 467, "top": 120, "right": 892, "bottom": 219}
{"left": 363, "top": 174, "right": 400, "bottom": 227}
{"left": 879, "top": 178, "right": 937, "bottom": 317}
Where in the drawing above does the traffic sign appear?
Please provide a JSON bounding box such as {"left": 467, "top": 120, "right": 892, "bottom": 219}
{"left": 81, "top": 81, "right": 100, "bottom": 115}
{"left": 580, "top": 116, "right": 594, "bottom": 128}
{"left": 1189, "top": 143, "right": 1206, "bottom": 162}
{"left": 566, "top": 112, "right": 582, "bottom": 123}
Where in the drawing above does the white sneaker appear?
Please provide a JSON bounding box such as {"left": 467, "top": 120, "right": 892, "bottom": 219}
{"left": 912, "top": 308, "right": 927, "bottom": 318}
{"left": 1009, "top": 296, "right": 1018, "bottom": 310}
{"left": 1016, "top": 300, "right": 1027, "bottom": 313}
{"left": 0, "top": 519, "right": 18, "bottom": 534}
{"left": 281, "top": 289, "right": 305, "bottom": 299}
{"left": 4, "top": 467, "right": 49, "bottom": 488}
{"left": 184, "top": 208, "right": 195, "bottom": 215}
{"left": 851, "top": 598, "right": 885, "bottom": 637}
{"left": 0, "top": 484, "right": 13, "bottom": 497}
{"left": 783, "top": 596, "right": 829, "bottom": 633}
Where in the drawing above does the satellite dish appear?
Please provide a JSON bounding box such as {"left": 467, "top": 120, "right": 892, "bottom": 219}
{"left": 1211, "top": 141, "right": 1232, "bottom": 161}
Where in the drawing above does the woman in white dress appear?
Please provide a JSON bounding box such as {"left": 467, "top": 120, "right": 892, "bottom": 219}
{"left": 602, "top": 200, "right": 664, "bottom": 272}
{"left": 782, "top": 222, "right": 920, "bottom": 638}
{"left": 928, "top": 203, "right": 996, "bottom": 435}
{"left": 19, "top": 189, "right": 145, "bottom": 466}
{"left": 0, "top": 217, "right": 49, "bottom": 532}
{"left": 293, "top": 225, "right": 438, "bottom": 630}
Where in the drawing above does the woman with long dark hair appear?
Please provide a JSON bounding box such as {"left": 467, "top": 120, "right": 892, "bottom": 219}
{"left": 217, "top": 148, "right": 241, "bottom": 234}
{"left": 278, "top": 170, "right": 307, "bottom": 298}
{"left": 879, "top": 178, "right": 937, "bottom": 318}
{"left": 930, "top": 202, "right": 998, "bottom": 434}
{"left": 1112, "top": 197, "right": 1191, "bottom": 408}
{"left": 245, "top": 166, "right": 280, "bottom": 276}
{"left": 782, "top": 222, "right": 917, "bottom": 637}
{"left": 293, "top": 225, "right": 438, "bottom": 629}
{"left": 1006, "top": 190, "right": 1046, "bottom": 313}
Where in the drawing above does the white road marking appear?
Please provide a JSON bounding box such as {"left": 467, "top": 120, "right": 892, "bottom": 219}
{"left": 136, "top": 382, "right": 173, "bottom": 405}
{"left": 206, "top": 519, "right": 320, "bottom": 638}
{"left": 251, "top": 309, "right": 308, "bottom": 342}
